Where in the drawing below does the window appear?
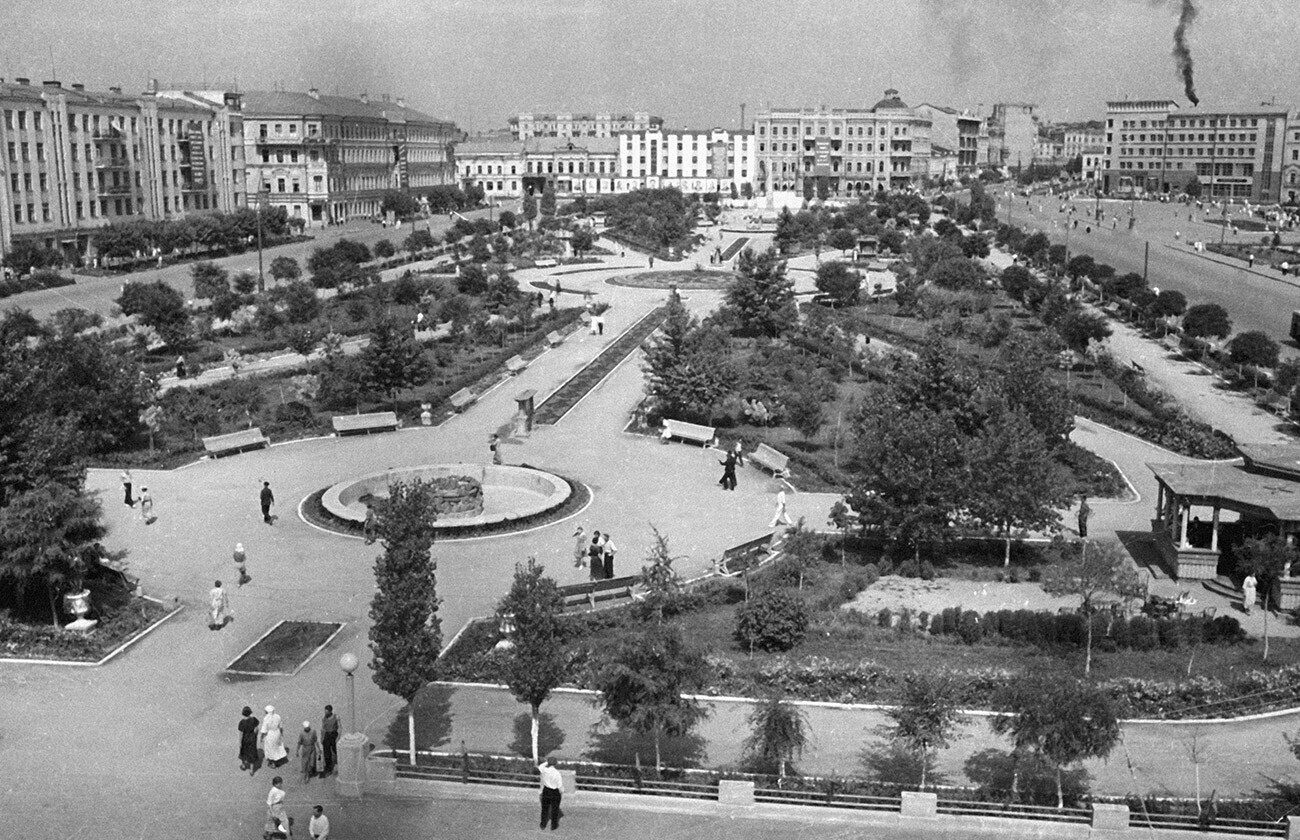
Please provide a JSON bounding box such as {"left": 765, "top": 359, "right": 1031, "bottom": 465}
{"left": 12, "top": 204, "right": 19, "bottom": 223}
{"left": 277, "top": 178, "right": 286, "bottom": 192}
{"left": 276, "top": 151, "right": 284, "bottom": 163}
{"left": 274, "top": 123, "right": 282, "bottom": 134}
{"left": 39, "top": 173, "right": 47, "bottom": 191}
{"left": 21, "top": 142, "right": 29, "bottom": 161}
{"left": 33, "top": 112, "right": 42, "bottom": 131}
{"left": 292, "top": 181, "right": 300, "bottom": 193}
{"left": 289, "top": 124, "right": 297, "bottom": 135}
{"left": 290, "top": 151, "right": 299, "bottom": 163}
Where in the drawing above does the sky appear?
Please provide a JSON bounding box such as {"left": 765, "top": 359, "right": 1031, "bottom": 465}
{"left": 3, "top": 0, "right": 1299, "bottom": 132}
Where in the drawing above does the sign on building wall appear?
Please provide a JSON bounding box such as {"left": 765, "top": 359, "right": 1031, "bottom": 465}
{"left": 188, "top": 128, "right": 208, "bottom": 188}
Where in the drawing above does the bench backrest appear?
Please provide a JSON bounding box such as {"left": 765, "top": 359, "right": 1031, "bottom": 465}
{"left": 546, "top": 330, "right": 564, "bottom": 345}
{"left": 333, "top": 411, "right": 398, "bottom": 430}
{"left": 752, "top": 443, "right": 790, "bottom": 467}
{"left": 203, "top": 428, "right": 267, "bottom": 450}
{"left": 722, "top": 533, "right": 775, "bottom": 561}
{"left": 450, "top": 388, "right": 475, "bottom": 407}
{"left": 506, "top": 355, "right": 526, "bottom": 370}
{"left": 663, "top": 419, "right": 715, "bottom": 439}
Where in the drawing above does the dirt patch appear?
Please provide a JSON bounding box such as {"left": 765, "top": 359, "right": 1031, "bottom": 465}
{"left": 845, "top": 575, "right": 1078, "bottom": 616}
{"left": 226, "top": 620, "right": 343, "bottom": 676}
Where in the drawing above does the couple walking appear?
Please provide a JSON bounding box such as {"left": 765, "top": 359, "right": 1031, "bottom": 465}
{"left": 573, "top": 526, "right": 617, "bottom": 580}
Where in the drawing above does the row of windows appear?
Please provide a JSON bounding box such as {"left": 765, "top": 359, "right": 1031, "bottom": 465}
{"left": 1120, "top": 132, "right": 1258, "bottom": 143}
{"left": 772, "top": 160, "right": 889, "bottom": 174}
{"left": 759, "top": 142, "right": 891, "bottom": 154}
{"left": 259, "top": 149, "right": 322, "bottom": 164}
{"left": 1121, "top": 146, "right": 1257, "bottom": 158}
{"left": 1117, "top": 117, "right": 1261, "bottom": 129}
{"left": 758, "top": 123, "right": 908, "bottom": 137}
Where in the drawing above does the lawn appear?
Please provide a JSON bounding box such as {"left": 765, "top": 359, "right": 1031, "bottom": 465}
{"left": 226, "top": 620, "right": 344, "bottom": 675}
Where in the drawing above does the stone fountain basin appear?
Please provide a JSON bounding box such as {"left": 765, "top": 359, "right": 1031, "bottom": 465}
{"left": 321, "top": 464, "right": 571, "bottom": 531}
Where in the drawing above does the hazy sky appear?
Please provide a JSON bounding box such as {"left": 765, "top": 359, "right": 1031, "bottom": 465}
{"left": 3, "top": 0, "right": 1298, "bottom": 131}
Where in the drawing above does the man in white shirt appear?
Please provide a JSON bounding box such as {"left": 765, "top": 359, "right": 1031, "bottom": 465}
{"left": 538, "top": 757, "right": 563, "bottom": 830}
{"left": 309, "top": 804, "right": 330, "bottom": 840}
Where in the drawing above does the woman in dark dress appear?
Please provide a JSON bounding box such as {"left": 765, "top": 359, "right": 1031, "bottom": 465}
{"left": 239, "top": 706, "right": 260, "bottom": 775}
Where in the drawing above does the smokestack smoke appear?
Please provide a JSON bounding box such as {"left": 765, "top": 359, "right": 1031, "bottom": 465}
{"left": 1173, "top": 0, "right": 1199, "bottom": 105}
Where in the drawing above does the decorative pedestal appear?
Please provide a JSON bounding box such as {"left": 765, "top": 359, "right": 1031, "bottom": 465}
{"left": 336, "top": 732, "right": 371, "bottom": 798}
{"left": 1092, "top": 802, "right": 1130, "bottom": 830}
{"left": 1274, "top": 578, "right": 1300, "bottom": 611}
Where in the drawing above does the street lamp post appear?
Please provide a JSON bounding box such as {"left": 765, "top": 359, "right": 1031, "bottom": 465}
{"left": 337, "top": 652, "right": 369, "bottom": 797}
{"left": 256, "top": 184, "right": 270, "bottom": 293}
{"left": 340, "top": 652, "right": 359, "bottom": 732}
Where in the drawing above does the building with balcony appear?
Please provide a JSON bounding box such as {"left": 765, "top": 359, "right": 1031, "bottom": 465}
{"left": 0, "top": 77, "right": 244, "bottom": 266}
{"left": 619, "top": 128, "right": 755, "bottom": 195}
{"left": 1277, "top": 120, "right": 1300, "bottom": 205}
{"left": 508, "top": 111, "right": 661, "bottom": 140}
{"left": 455, "top": 136, "right": 621, "bottom": 199}
{"left": 914, "top": 104, "right": 987, "bottom": 176}
{"left": 240, "top": 89, "right": 457, "bottom": 226}
{"left": 752, "top": 90, "right": 932, "bottom": 198}
{"left": 1101, "top": 99, "right": 1289, "bottom": 202}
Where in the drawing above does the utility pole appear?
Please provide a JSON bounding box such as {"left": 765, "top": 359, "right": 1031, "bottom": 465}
{"left": 256, "top": 180, "right": 268, "bottom": 292}
{"left": 1143, "top": 241, "right": 1150, "bottom": 284}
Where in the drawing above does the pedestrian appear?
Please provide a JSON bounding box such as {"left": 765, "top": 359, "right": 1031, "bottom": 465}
{"left": 234, "top": 542, "right": 251, "bottom": 586}
{"left": 297, "top": 721, "right": 320, "bottom": 783}
{"left": 261, "top": 705, "right": 289, "bottom": 768}
{"left": 362, "top": 506, "right": 377, "bottom": 545}
{"left": 320, "top": 706, "right": 339, "bottom": 776}
{"left": 548, "top": 293, "right": 556, "bottom": 311}
{"left": 538, "top": 757, "right": 563, "bottom": 831}
{"left": 572, "top": 526, "right": 588, "bottom": 570}
{"left": 208, "top": 580, "right": 230, "bottom": 630}
{"left": 138, "top": 487, "right": 153, "bottom": 524}
{"left": 718, "top": 451, "right": 738, "bottom": 491}
{"left": 260, "top": 481, "right": 276, "bottom": 525}
{"left": 596, "top": 315, "right": 605, "bottom": 335}
{"left": 121, "top": 469, "right": 134, "bottom": 507}
{"left": 1077, "top": 496, "right": 1091, "bottom": 538}
{"left": 1242, "top": 573, "right": 1258, "bottom": 615}
{"left": 588, "top": 531, "right": 604, "bottom": 581}
{"left": 601, "top": 532, "right": 616, "bottom": 579}
{"left": 308, "top": 805, "right": 330, "bottom": 840}
{"left": 489, "top": 433, "right": 502, "bottom": 465}
{"left": 770, "top": 488, "right": 793, "bottom": 528}
{"left": 1248, "top": 253, "right": 1255, "bottom": 268}
{"left": 175, "top": 355, "right": 186, "bottom": 379}
{"left": 731, "top": 439, "right": 745, "bottom": 467}
{"left": 1283, "top": 261, "right": 1291, "bottom": 276}
{"left": 239, "top": 706, "right": 260, "bottom": 774}
{"left": 266, "top": 776, "right": 288, "bottom": 831}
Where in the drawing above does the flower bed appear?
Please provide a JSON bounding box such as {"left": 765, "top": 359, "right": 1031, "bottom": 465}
{"left": 0, "top": 598, "right": 169, "bottom": 662}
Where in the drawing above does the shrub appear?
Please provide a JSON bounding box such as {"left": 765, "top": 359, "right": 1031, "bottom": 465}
{"left": 877, "top": 607, "right": 894, "bottom": 628}
{"left": 734, "top": 588, "right": 809, "bottom": 652}
{"left": 957, "top": 610, "right": 982, "bottom": 644}
{"left": 838, "top": 566, "right": 878, "bottom": 603}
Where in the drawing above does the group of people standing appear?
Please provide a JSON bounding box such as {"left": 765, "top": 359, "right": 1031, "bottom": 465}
{"left": 243, "top": 705, "right": 340, "bottom": 837}
{"left": 573, "top": 526, "right": 618, "bottom": 580}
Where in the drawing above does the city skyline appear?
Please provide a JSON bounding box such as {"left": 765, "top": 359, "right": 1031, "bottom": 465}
{"left": 3, "top": 0, "right": 1299, "bottom": 132}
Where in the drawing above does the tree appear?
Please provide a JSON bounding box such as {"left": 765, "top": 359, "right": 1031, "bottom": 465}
{"left": 1151, "top": 289, "right": 1187, "bottom": 320}
{"left": 403, "top": 229, "right": 436, "bottom": 255}
{"left": 373, "top": 239, "right": 397, "bottom": 260}
{"left": 190, "top": 261, "right": 229, "bottom": 300}
{"left": 369, "top": 479, "right": 442, "bottom": 764}
{"left": 927, "top": 256, "right": 986, "bottom": 291}
{"left": 116, "top": 280, "right": 190, "bottom": 348}
{"left": 269, "top": 256, "right": 301, "bottom": 284}
{"left": 721, "top": 247, "right": 797, "bottom": 338}
{"left": 381, "top": 190, "right": 420, "bottom": 219}
{"left": 741, "top": 182, "right": 754, "bottom": 200}
{"left": 815, "top": 261, "right": 860, "bottom": 306}
{"left": 1057, "top": 309, "right": 1112, "bottom": 352}
{"left": 642, "top": 295, "right": 736, "bottom": 423}
{"left": 1041, "top": 540, "right": 1143, "bottom": 675}
{"left": 999, "top": 264, "right": 1036, "bottom": 303}
{"left": 1228, "top": 330, "right": 1280, "bottom": 369}
{"left": 522, "top": 193, "right": 538, "bottom": 230}
{"left": 360, "top": 319, "right": 430, "bottom": 402}
{"left": 540, "top": 183, "right": 557, "bottom": 219}
{"left": 992, "top": 676, "right": 1120, "bottom": 808}
{"left": 497, "top": 210, "right": 518, "bottom": 230}
{"left": 1182, "top": 303, "right": 1232, "bottom": 340}
{"left": 885, "top": 673, "right": 963, "bottom": 790}
{"left": 1235, "top": 534, "right": 1296, "bottom": 660}
{"left": 2, "top": 240, "right": 63, "bottom": 275}
{"left": 637, "top": 527, "right": 684, "bottom": 623}
{"left": 742, "top": 694, "right": 811, "bottom": 777}
{"left": 966, "top": 407, "right": 1069, "bottom": 566}
{"left": 590, "top": 623, "right": 711, "bottom": 773}
{"left": 497, "top": 558, "right": 566, "bottom": 764}
{"left": 0, "top": 482, "right": 106, "bottom": 625}
{"left": 570, "top": 227, "right": 595, "bottom": 258}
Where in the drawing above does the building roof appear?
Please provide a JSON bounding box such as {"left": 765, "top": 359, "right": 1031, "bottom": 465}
{"left": 1148, "top": 459, "right": 1300, "bottom": 521}
{"left": 872, "top": 89, "right": 910, "bottom": 111}
{"left": 242, "top": 90, "right": 452, "bottom": 125}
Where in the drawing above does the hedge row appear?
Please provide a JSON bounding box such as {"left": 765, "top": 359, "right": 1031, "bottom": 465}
{"left": 921, "top": 607, "right": 1246, "bottom": 651}
{"left": 0, "top": 269, "right": 75, "bottom": 299}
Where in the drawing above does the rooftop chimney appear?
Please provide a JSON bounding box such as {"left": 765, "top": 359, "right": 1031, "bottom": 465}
{"left": 42, "top": 80, "right": 61, "bottom": 88}
{"left": 358, "top": 93, "right": 369, "bottom": 105}
{"left": 307, "top": 88, "right": 319, "bottom": 100}
{"left": 15, "top": 77, "right": 30, "bottom": 86}
{"left": 71, "top": 83, "right": 85, "bottom": 91}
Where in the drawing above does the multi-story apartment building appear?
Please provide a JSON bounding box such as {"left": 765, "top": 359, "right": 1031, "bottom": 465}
{"left": 508, "top": 111, "right": 661, "bottom": 140}
{"left": 752, "top": 90, "right": 931, "bottom": 198}
{"left": 0, "top": 77, "right": 245, "bottom": 266}
{"left": 914, "top": 104, "right": 987, "bottom": 175}
{"left": 619, "top": 128, "right": 755, "bottom": 195}
{"left": 1101, "top": 100, "right": 1289, "bottom": 202}
{"left": 988, "top": 102, "right": 1038, "bottom": 170}
{"left": 1034, "top": 121, "right": 1105, "bottom": 166}
{"left": 1278, "top": 120, "right": 1300, "bottom": 204}
{"left": 239, "top": 90, "right": 457, "bottom": 226}
{"left": 455, "top": 136, "right": 621, "bottom": 198}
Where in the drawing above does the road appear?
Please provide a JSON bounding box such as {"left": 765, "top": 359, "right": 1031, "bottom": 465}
{"left": 994, "top": 191, "right": 1300, "bottom": 356}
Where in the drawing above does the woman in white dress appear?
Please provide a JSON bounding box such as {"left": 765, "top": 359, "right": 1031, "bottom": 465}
{"left": 260, "top": 705, "right": 289, "bottom": 767}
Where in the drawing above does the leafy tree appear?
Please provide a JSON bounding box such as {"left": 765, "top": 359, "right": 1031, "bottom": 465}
{"left": 570, "top": 227, "right": 595, "bottom": 257}
{"left": 360, "top": 319, "right": 430, "bottom": 402}
{"left": 637, "top": 526, "right": 684, "bottom": 623}
{"left": 381, "top": 190, "right": 421, "bottom": 218}
{"left": 373, "top": 239, "right": 397, "bottom": 260}
{"left": 0, "top": 482, "right": 106, "bottom": 625}
{"left": 1065, "top": 254, "right": 1096, "bottom": 282}
{"left": 2, "top": 240, "right": 64, "bottom": 275}
{"left": 403, "top": 229, "right": 436, "bottom": 254}
{"left": 999, "top": 264, "right": 1036, "bottom": 303}
{"left": 815, "top": 261, "right": 860, "bottom": 306}
{"left": 1041, "top": 540, "right": 1143, "bottom": 675}
{"left": 1228, "top": 330, "right": 1280, "bottom": 368}
{"left": 720, "top": 247, "right": 797, "bottom": 338}
{"left": 992, "top": 676, "right": 1120, "bottom": 808}
{"left": 540, "top": 183, "right": 557, "bottom": 219}
{"left": 1182, "top": 303, "right": 1232, "bottom": 340}
{"left": 270, "top": 280, "right": 321, "bottom": 324}
{"left": 1151, "top": 289, "right": 1187, "bottom": 319}
{"left": 497, "top": 210, "right": 518, "bottom": 230}
{"left": 48, "top": 308, "right": 102, "bottom": 338}
{"left": 369, "top": 478, "right": 442, "bottom": 764}
{"left": 885, "top": 673, "right": 963, "bottom": 790}
{"left": 742, "top": 694, "right": 811, "bottom": 777}
{"left": 927, "top": 256, "right": 986, "bottom": 291}
{"left": 522, "top": 193, "right": 538, "bottom": 230}
{"left": 484, "top": 269, "right": 523, "bottom": 312}
{"left": 1057, "top": 309, "right": 1112, "bottom": 352}
{"left": 996, "top": 335, "right": 1074, "bottom": 449}
{"left": 497, "top": 558, "right": 566, "bottom": 763}
{"left": 590, "top": 623, "right": 712, "bottom": 773}
{"left": 734, "top": 588, "right": 809, "bottom": 652}
{"left": 269, "top": 256, "right": 301, "bottom": 284}
{"left": 643, "top": 295, "right": 736, "bottom": 422}
{"left": 827, "top": 227, "right": 857, "bottom": 253}
{"left": 190, "top": 261, "right": 229, "bottom": 300}
{"left": 741, "top": 182, "right": 754, "bottom": 200}
{"left": 116, "top": 280, "right": 190, "bottom": 347}
{"left": 1235, "top": 534, "right": 1296, "bottom": 660}
{"left": 966, "top": 407, "right": 1069, "bottom": 566}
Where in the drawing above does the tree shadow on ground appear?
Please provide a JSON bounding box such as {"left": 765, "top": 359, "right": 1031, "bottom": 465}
{"left": 585, "top": 721, "right": 707, "bottom": 773}
{"left": 859, "top": 741, "right": 947, "bottom": 789}
{"left": 382, "top": 683, "right": 454, "bottom": 753}
{"left": 507, "top": 711, "right": 565, "bottom": 760}
{"left": 963, "top": 748, "right": 1090, "bottom": 807}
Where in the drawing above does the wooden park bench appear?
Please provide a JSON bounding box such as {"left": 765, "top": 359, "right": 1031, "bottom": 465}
{"left": 534, "top": 258, "right": 558, "bottom": 269}
{"left": 558, "top": 575, "right": 641, "bottom": 610}
{"left": 449, "top": 388, "right": 476, "bottom": 412}
{"left": 202, "top": 427, "right": 270, "bottom": 458}
{"left": 748, "top": 443, "right": 790, "bottom": 478}
{"left": 505, "top": 355, "right": 528, "bottom": 375}
{"left": 711, "top": 533, "right": 776, "bottom": 577}
{"left": 546, "top": 330, "right": 565, "bottom": 347}
{"left": 661, "top": 418, "right": 716, "bottom": 448}
{"left": 332, "top": 411, "right": 400, "bottom": 436}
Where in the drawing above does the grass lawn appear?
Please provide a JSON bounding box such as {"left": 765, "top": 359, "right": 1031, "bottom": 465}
{"left": 226, "top": 620, "right": 343, "bottom": 675}
{"left": 606, "top": 269, "right": 737, "bottom": 290}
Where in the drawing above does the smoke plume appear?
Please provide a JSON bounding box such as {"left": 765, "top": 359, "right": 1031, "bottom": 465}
{"left": 1173, "top": 0, "right": 1199, "bottom": 105}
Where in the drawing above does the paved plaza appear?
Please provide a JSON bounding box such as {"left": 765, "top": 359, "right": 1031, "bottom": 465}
{"left": 4, "top": 217, "right": 1300, "bottom": 839}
